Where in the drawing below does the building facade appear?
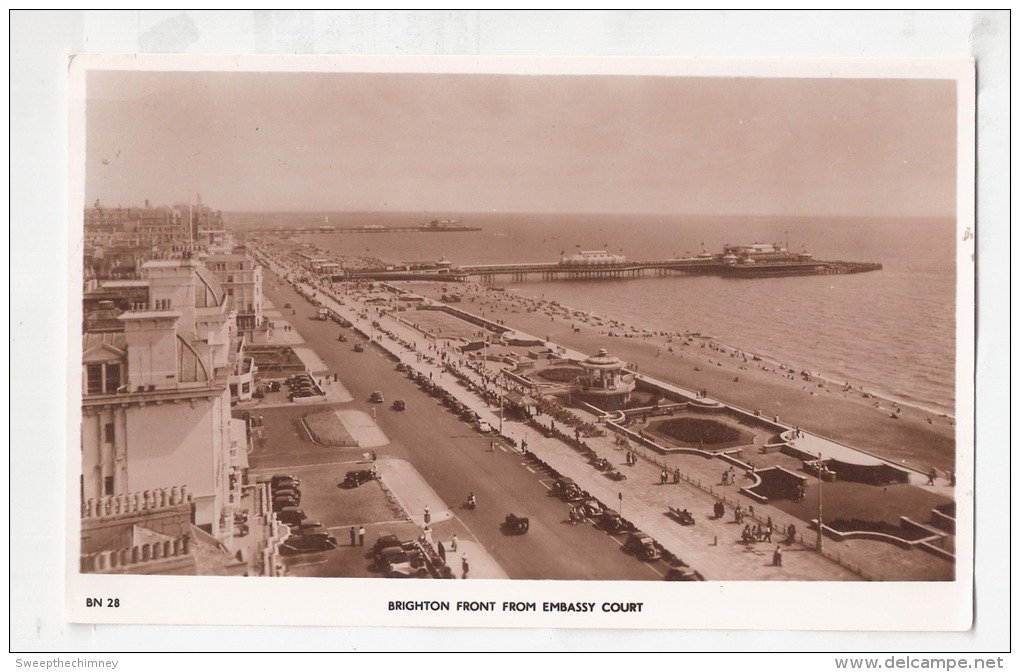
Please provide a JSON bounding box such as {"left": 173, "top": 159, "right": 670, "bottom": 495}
{"left": 81, "top": 260, "right": 245, "bottom": 536}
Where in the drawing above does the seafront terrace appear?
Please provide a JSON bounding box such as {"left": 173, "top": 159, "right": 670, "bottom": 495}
{"left": 253, "top": 247, "right": 954, "bottom": 581}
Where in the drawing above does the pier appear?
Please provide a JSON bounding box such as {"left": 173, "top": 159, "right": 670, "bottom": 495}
{"left": 340, "top": 258, "right": 883, "bottom": 283}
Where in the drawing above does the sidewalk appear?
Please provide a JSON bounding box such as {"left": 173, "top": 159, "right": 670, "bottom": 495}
{"left": 377, "top": 458, "right": 508, "bottom": 580}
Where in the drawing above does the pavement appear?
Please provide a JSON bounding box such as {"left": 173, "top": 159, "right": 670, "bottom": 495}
{"left": 253, "top": 249, "right": 955, "bottom": 582}
{"left": 375, "top": 457, "right": 509, "bottom": 580}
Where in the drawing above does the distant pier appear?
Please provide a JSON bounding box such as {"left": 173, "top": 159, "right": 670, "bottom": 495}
{"left": 340, "top": 258, "right": 883, "bottom": 283}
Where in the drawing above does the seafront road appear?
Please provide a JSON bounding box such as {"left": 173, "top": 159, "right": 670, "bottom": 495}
{"left": 252, "top": 251, "right": 954, "bottom": 582}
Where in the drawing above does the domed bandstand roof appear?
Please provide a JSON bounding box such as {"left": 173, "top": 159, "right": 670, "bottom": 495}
{"left": 583, "top": 348, "right": 623, "bottom": 369}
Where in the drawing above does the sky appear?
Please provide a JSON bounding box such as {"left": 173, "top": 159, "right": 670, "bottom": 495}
{"left": 84, "top": 69, "right": 958, "bottom": 217}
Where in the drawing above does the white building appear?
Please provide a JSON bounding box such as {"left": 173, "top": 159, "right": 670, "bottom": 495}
{"left": 81, "top": 259, "right": 248, "bottom": 536}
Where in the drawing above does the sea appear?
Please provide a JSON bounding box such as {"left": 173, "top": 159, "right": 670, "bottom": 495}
{"left": 227, "top": 211, "right": 959, "bottom": 417}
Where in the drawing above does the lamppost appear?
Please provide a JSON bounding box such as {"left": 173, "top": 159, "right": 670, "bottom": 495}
{"left": 817, "top": 453, "right": 832, "bottom": 552}
{"left": 498, "top": 370, "right": 504, "bottom": 435}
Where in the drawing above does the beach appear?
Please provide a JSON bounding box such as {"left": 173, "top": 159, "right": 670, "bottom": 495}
{"left": 405, "top": 281, "right": 956, "bottom": 476}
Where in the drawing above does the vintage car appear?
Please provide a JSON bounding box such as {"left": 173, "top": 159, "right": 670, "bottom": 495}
{"left": 598, "top": 510, "right": 633, "bottom": 534}
{"left": 622, "top": 531, "right": 661, "bottom": 561}
{"left": 279, "top": 533, "right": 338, "bottom": 555}
{"left": 383, "top": 549, "right": 430, "bottom": 578}
{"left": 353, "top": 343, "right": 365, "bottom": 353}
{"left": 664, "top": 567, "right": 705, "bottom": 581}
{"left": 340, "top": 469, "right": 377, "bottom": 489}
{"left": 369, "top": 390, "right": 385, "bottom": 403}
{"left": 272, "top": 495, "right": 301, "bottom": 512}
{"left": 370, "top": 536, "right": 417, "bottom": 565}
{"left": 392, "top": 399, "right": 406, "bottom": 411}
{"left": 266, "top": 474, "right": 301, "bottom": 487}
{"left": 276, "top": 507, "right": 307, "bottom": 526}
{"left": 287, "top": 521, "right": 326, "bottom": 536}
{"left": 550, "top": 477, "right": 583, "bottom": 502}
{"left": 502, "top": 513, "right": 530, "bottom": 535}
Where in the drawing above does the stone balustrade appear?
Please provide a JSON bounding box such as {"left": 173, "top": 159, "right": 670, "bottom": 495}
{"left": 80, "top": 533, "right": 192, "bottom": 573}
{"left": 81, "top": 485, "right": 191, "bottom": 519}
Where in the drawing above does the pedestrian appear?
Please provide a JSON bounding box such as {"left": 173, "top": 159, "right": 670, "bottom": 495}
{"left": 773, "top": 546, "right": 783, "bottom": 567}
{"left": 423, "top": 506, "right": 431, "bottom": 525}
{"left": 371, "top": 450, "right": 377, "bottom": 462}
{"left": 674, "top": 468, "right": 680, "bottom": 484}
{"left": 349, "top": 526, "right": 356, "bottom": 546}
{"left": 437, "top": 541, "right": 446, "bottom": 564}
{"left": 927, "top": 468, "right": 937, "bottom": 486}
{"left": 358, "top": 525, "right": 365, "bottom": 546}
{"left": 461, "top": 554, "right": 470, "bottom": 579}
{"left": 451, "top": 534, "right": 458, "bottom": 552}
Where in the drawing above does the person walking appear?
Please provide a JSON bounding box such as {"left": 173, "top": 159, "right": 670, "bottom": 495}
{"left": 772, "top": 545, "right": 783, "bottom": 567}
{"left": 349, "top": 526, "right": 356, "bottom": 546}
{"left": 358, "top": 526, "right": 365, "bottom": 546}
{"left": 461, "top": 554, "right": 470, "bottom": 579}
{"left": 451, "top": 534, "right": 458, "bottom": 552}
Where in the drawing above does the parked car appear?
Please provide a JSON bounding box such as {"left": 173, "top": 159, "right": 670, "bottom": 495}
{"left": 276, "top": 507, "right": 307, "bottom": 526}
{"left": 461, "top": 409, "right": 480, "bottom": 423}
{"left": 279, "top": 534, "right": 337, "bottom": 555}
{"left": 476, "top": 420, "right": 493, "bottom": 434}
{"left": 341, "top": 469, "right": 378, "bottom": 489}
{"left": 288, "top": 521, "right": 326, "bottom": 536}
{"left": 384, "top": 549, "right": 429, "bottom": 578}
{"left": 395, "top": 363, "right": 409, "bottom": 373}
{"left": 392, "top": 399, "right": 406, "bottom": 411}
{"left": 272, "top": 486, "right": 301, "bottom": 500}
{"left": 261, "top": 474, "right": 300, "bottom": 489}
{"left": 664, "top": 567, "right": 705, "bottom": 581}
{"left": 370, "top": 535, "right": 416, "bottom": 564}
{"left": 273, "top": 496, "right": 301, "bottom": 512}
{"left": 370, "top": 391, "right": 385, "bottom": 403}
{"left": 622, "top": 532, "right": 661, "bottom": 561}
{"left": 551, "top": 477, "right": 581, "bottom": 501}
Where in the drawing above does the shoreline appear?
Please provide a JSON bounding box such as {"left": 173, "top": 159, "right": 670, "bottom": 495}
{"left": 403, "top": 281, "right": 957, "bottom": 476}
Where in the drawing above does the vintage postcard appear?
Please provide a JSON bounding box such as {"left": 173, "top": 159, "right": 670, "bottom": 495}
{"left": 66, "top": 53, "right": 975, "bottom": 630}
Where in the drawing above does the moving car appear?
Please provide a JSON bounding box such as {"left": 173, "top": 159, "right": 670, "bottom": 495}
{"left": 353, "top": 343, "right": 364, "bottom": 353}
{"left": 370, "top": 391, "right": 384, "bottom": 403}
{"left": 392, "top": 399, "right": 406, "bottom": 411}
{"left": 502, "top": 513, "right": 530, "bottom": 535}
{"left": 622, "top": 531, "right": 661, "bottom": 561}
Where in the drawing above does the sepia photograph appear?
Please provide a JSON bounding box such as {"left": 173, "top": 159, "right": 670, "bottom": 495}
{"left": 9, "top": 9, "right": 1008, "bottom": 657}
{"left": 66, "top": 54, "right": 975, "bottom": 631}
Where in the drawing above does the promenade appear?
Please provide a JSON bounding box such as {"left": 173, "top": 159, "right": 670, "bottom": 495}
{"left": 253, "top": 248, "right": 954, "bottom": 582}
